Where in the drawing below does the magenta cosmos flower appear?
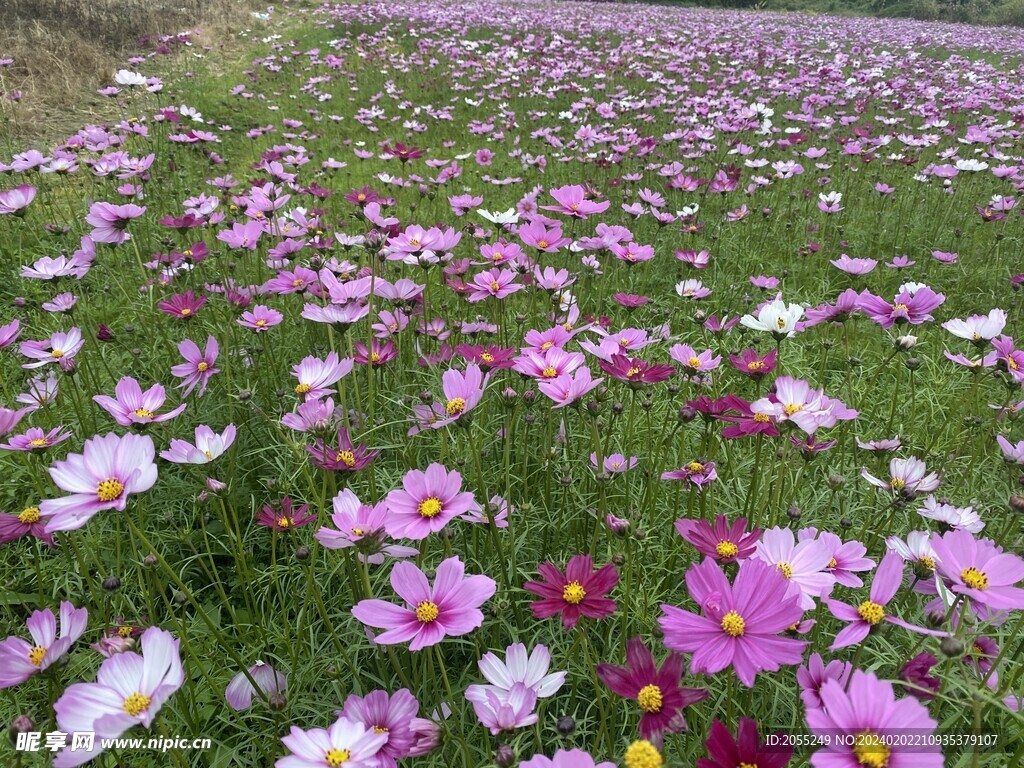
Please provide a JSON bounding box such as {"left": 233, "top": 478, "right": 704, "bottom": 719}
{"left": 0, "top": 503, "right": 55, "bottom": 546}
{"left": 658, "top": 558, "right": 808, "bottom": 687}
{"left": 239, "top": 305, "right": 283, "bottom": 332}
{"left": 157, "top": 291, "right": 207, "bottom": 319}
{"left": 41, "top": 432, "right": 158, "bottom": 533}
{"left": 340, "top": 688, "right": 421, "bottom": 768}
{"left": 806, "top": 669, "right": 941, "bottom": 768}
{"left": 307, "top": 428, "right": 379, "bottom": 472}
{"left": 93, "top": 376, "right": 187, "bottom": 427}
{"left": 351, "top": 556, "right": 496, "bottom": 650}
{"left": 697, "top": 718, "right": 792, "bottom": 768}
{"left": 797, "top": 653, "right": 852, "bottom": 710}
{"left": 277, "top": 716, "right": 387, "bottom": 768}
{"left": 171, "top": 335, "right": 220, "bottom": 397}
{"left": 256, "top": 497, "right": 317, "bottom": 532}
{"left": 524, "top": 554, "right": 619, "bottom": 629}
{"left": 85, "top": 201, "right": 146, "bottom": 244}
{"left": 930, "top": 528, "right": 1024, "bottom": 614}
{"left": 0, "top": 425, "right": 72, "bottom": 451}
{"left": 519, "top": 750, "right": 615, "bottom": 768}
{"left": 599, "top": 354, "right": 675, "bottom": 386}
{"left": 858, "top": 286, "right": 945, "bottom": 328}
{"left": 53, "top": 627, "right": 183, "bottom": 768}
{"left": 596, "top": 636, "right": 709, "bottom": 744}
{"left": 662, "top": 459, "right": 717, "bottom": 489}
{"left": 384, "top": 463, "right": 478, "bottom": 540}
{"left": 826, "top": 553, "right": 946, "bottom": 650}
{"left": 467, "top": 267, "right": 524, "bottom": 302}
{"left": 675, "top": 516, "right": 761, "bottom": 563}
{"left": 0, "top": 601, "right": 88, "bottom": 688}
{"left": 540, "top": 184, "right": 610, "bottom": 219}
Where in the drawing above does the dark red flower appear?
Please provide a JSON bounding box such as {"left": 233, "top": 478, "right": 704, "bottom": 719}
{"left": 524, "top": 554, "right": 618, "bottom": 629}
{"left": 697, "top": 718, "right": 792, "bottom": 768}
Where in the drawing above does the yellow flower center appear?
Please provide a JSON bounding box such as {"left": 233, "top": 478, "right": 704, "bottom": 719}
{"left": 776, "top": 317, "right": 787, "bottom": 330}
{"left": 97, "top": 478, "right": 125, "bottom": 503}
{"left": 481, "top": 352, "right": 494, "bottom": 363}
{"left": 418, "top": 497, "right": 443, "bottom": 518}
{"left": 828, "top": 557, "right": 838, "bottom": 569}
{"left": 197, "top": 362, "right": 209, "bottom": 372}
{"left": 19, "top": 507, "right": 41, "bottom": 523}
{"left": 542, "top": 366, "right": 558, "bottom": 378}
{"left": 255, "top": 319, "right": 267, "bottom": 327}
{"left": 890, "top": 478, "right": 905, "bottom": 491}
{"left": 446, "top": 397, "right": 466, "bottom": 416}
{"left": 783, "top": 403, "right": 803, "bottom": 416}
{"left": 688, "top": 356, "right": 702, "bottom": 368}
{"left": 747, "top": 360, "right": 765, "bottom": 370}
{"left": 180, "top": 308, "right": 192, "bottom": 316}
{"left": 29, "top": 438, "right": 48, "bottom": 447}
{"left": 325, "top": 748, "right": 351, "bottom": 766}
{"left": 28, "top": 645, "right": 47, "bottom": 666}
{"left": 541, "top": 341, "right": 554, "bottom": 350}
{"left": 277, "top": 516, "right": 293, "bottom": 529}
{"left": 51, "top": 349, "right": 65, "bottom": 359}
{"left": 489, "top": 280, "right": 501, "bottom": 291}
{"left": 893, "top": 303, "right": 909, "bottom": 312}
{"left": 295, "top": 383, "right": 312, "bottom": 394}
{"left": 562, "top": 580, "right": 586, "bottom": 604}
{"left": 715, "top": 541, "right": 739, "bottom": 558}
{"left": 624, "top": 739, "right": 663, "bottom": 768}
{"left": 961, "top": 567, "right": 988, "bottom": 590}
{"left": 739, "top": 764, "right": 758, "bottom": 768}
{"left": 687, "top": 461, "right": 705, "bottom": 474}
{"left": 637, "top": 684, "right": 663, "bottom": 713}
{"left": 753, "top": 413, "right": 771, "bottom": 423}
{"left": 117, "top": 626, "right": 134, "bottom": 638}
{"left": 292, "top": 278, "right": 304, "bottom": 287}
{"left": 857, "top": 600, "right": 885, "bottom": 625}
{"left": 415, "top": 601, "right": 439, "bottom": 623}
{"left": 776, "top": 562, "right": 793, "bottom": 579}
{"left": 134, "top": 408, "right": 155, "bottom": 419}
{"left": 123, "top": 692, "right": 151, "bottom": 717}
{"left": 721, "top": 610, "right": 745, "bottom": 637}
{"left": 627, "top": 366, "right": 642, "bottom": 377}
{"left": 351, "top": 527, "right": 365, "bottom": 536}
{"left": 336, "top": 450, "right": 356, "bottom": 467}
{"left": 919, "top": 555, "right": 935, "bottom": 570}
{"left": 373, "top": 726, "right": 389, "bottom": 734}
{"left": 537, "top": 240, "right": 549, "bottom": 249}
{"left": 370, "top": 352, "right": 381, "bottom": 363}
{"left": 852, "top": 731, "right": 890, "bottom": 768}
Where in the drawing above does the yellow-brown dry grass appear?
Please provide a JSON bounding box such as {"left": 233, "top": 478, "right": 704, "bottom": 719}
{"left": 0, "top": 0, "right": 269, "bottom": 146}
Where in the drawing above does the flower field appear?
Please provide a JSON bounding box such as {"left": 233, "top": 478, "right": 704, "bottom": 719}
{"left": 1, "top": 1, "right": 1024, "bottom": 766}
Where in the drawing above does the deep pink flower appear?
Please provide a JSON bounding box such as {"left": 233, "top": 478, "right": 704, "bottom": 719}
{"left": 85, "top": 201, "right": 146, "bottom": 244}
{"left": 930, "top": 528, "right": 1024, "bottom": 614}
{"left": 675, "top": 516, "right": 761, "bottom": 563}
{"left": 340, "top": 688, "right": 420, "bottom": 768}
{"left": 239, "top": 305, "right": 283, "bottom": 331}
{"left": 540, "top": 184, "right": 609, "bottom": 219}
{"left": 524, "top": 554, "right": 618, "bottom": 628}
{"left": 93, "top": 377, "right": 186, "bottom": 427}
{"left": 384, "top": 463, "right": 478, "bottom": 540}
{"left": 170, "top": 336, "right": 219, "bottom": 397}
{"left": 306, "top": 428, "right": 379, "bottom": 472}
{"left": 596, "top": 636, "right": 708, "bottom": 743}
{"left": 0, "top": 602, "right": 87, "bottom": 687}
{"left": 598, "top": 354, "right": 675, "bottom": 386}
{"left": 697, "top": 718, "right": 792, "bottom": 768}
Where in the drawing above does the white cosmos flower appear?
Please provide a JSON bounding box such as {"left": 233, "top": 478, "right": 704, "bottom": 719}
{"left": 740, "top": 298, "right": 805, "bottom": 339}
{"left": 114, "top": 70, "right": 147, "bottom": 86}
{"left": 477, "top": 208, "right": 519, "bottom": 225}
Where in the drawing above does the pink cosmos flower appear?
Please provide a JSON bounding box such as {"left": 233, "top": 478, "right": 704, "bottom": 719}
{"left": 658, "top": 558, "right": 808, "bottom": 687}
{"left": 292, "top": 352, "right": 354, "bottom": 400}
{"left": 0, "top": 184, "right": 37, "bottom": 215}
{"left": 277, "top": 717, "right": 387, "bottom": 768}
{"left": 0, "top": 425, "right": 72, "bottom": 452}
{"left": 826, "top": 553, "right": 946, "bottom": 650}
{"left": 669, "top": 344, "right": 721, "bottom": 373}
{"left": 662, "top": 459, "right": 717, "bottom": 489}
{"left": 316, "top": 489, "right": 418, "bottom": 564}
{"left": 256, "top": 497, "right": 317, "bottom": 532}
{"left": 596, "top": 636, "right": 708, "bottom": 744}
{"left": 942, "top": 309, "right": 1006, "bottom": 343}
{"left": 798, "top": 529, "right": 875, "bottom": 587}
{"left": 160, "top": 424, "right": 236, "bottom": 464}
{"left": 20, "top": 327, "right": 84, "bottom": 370}
{"left": 171, "top": 335, "right": 220, "bottom": 397}
{"left": 858, "top": 286, "right": 945, "bottom": 328}
{"left": 599, "top": 354, "right": 675, "bottom": 386}
{"left": 306, "top": 428, "right": 379, "bottom": 472}
{"left": 0, "top": 503, "right": 55, "bottom": 547}
{"left": 675, "top": 516, "right": 761, "bottom": 563}
{"left": 239, "top": 305, "right": 283, "bottom": 331}
{"left": 53, "top": 627, "right": 183, "bottom": 768}
{"left": 518, "top": 219, "right": 569, "bottom": 252}
{"left": 41, "top": 432, "right": 158, "bottom": 533}
{"left": 225, "top": 661, "right": 286, "bottom": 711}
{"left": 469, "top": 684, "right": 539, "bottom": 736}
{"left": 85, "top": 201, "right": 146, "bottom": 244}
{"left": 93, "top": 377, "right": 186, "bottom": 427}
{"left": 427, "top": 364, "right": 490, "bottom": 428}
{"left": 830, "top": 255, "right": 877, "bottom": 275}
{"left": 217, "top": 219, "right": 264, "bottom": 250}
{"left": 538, "top": 367, "right": 604, "bottom": 408}
{"left": 340, "top": 689, "right": 421, "bottom": 768}
{"left": 157, "top": 291, "right": 207, "bottom": 319}
{"left": 351, "top": 556, "right": 496, "bottom": 650}
{"left": 797, "top": 653, "right": 852, "bottom": 710}
{"left": 861, "top": 456, "right": 940, "bottom": 495}
{"left": 930, "top": 529, "right": 1024, "bottom": 614}
{"left": 0, "top": 318, "right": 21, "bottom": 349}
{"left": 806, "top": 670, "right": 941, "bottom": 768}
{"left": 519, "top": 750, "right": 615, "bottom": 768}
{"left": 591, "top": 453, "right": 638, "bottom": 474}
{"left": 384, "top": 463, "right": 478, "bottom": 540}
{"left": 467, "top": 268, "right": 523, "bottom": 302}
{"left": 524, "top": 554, "right": 618, "bottom": 628}
{"left": 753, "top": 526, "right": 836, "bottom": 610}
{"left": 540, "top": 184, "right": 610, "bottom": 219}
{"left": 0, "top": 601, "right": 88, "bottom": 688}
